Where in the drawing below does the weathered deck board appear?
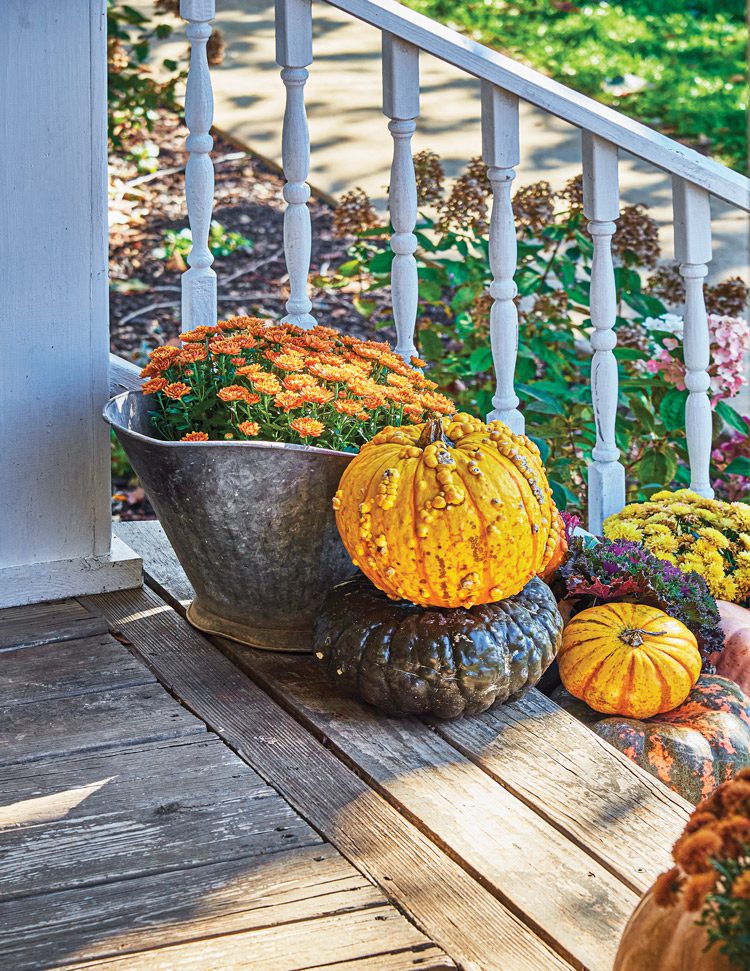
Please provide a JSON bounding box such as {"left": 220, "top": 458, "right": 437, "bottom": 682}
{"left": 0, "top": 737, "right": 319, "bottom": 900}
{"left": 224, "top": 646, "right": 637, "bottom": 971}
{"left": 88, "top": 583, "right": 575, "bottom": 971}
{"left": 121, "top": 520, "right": 688, "bottom": 894}
{"left": 0, "top": 844, "right": 386, "bottom": 970}
{"left": 0, "top": 682, "right": 204, "bottom": 767}
{"left": 60, "top": 907, "right": 454, "bottom": 971}
{"left": 0, "top": 599, "right": 108, "bottom": 651}
{"left": 0, "top": 634, "right": 154, "bottom": 706}
{"left": 0, "top": 601, "right": 454, "bottom": 971}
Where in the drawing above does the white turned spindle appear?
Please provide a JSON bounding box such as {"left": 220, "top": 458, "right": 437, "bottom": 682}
{"left": 482, "top": 82, "right": 523, "bottom": 434}
{"left": 582, "top": 133, "right": 626, "bottom": 534}
{"left": 673, "top": 177, "right": 714, "bottom": 498}
{"left": 383, "top": 33, "right": 419, "bottom": 363}
{"left": 276, "top": 0, "right": 315, "bottom": 329}
{"left": 180, "top": 0, "right": 217, "bottom": 329}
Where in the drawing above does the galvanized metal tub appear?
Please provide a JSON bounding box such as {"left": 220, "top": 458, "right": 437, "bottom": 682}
{"left": 104, "top": 391, "right": 354, "bottom": 651}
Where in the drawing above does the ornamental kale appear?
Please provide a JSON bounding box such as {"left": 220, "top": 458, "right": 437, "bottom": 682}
{"left": 559, "top": 536, "right": 724, "bottom": 667}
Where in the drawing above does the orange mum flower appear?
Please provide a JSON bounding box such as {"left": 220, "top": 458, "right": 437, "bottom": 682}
{"left": 251, "top": 374, "right": 282, "bottom": 396}
{"left": 419, "top": 391, "right": 455, "bottom": 415}
{"left": 217, "top": 386, "right": 260, "bottom": 405}
{"left": 237, "top": 421, "right": 260, "bottom": 437}
{"left": 301, "top": 386, "right": 335, "bottom": 405}
{"left": 274, "top": 391, "right": 305, "bottom": 412}
{"left": 265, "top": 350, "right": 308, "bottom": 372}
{"left": 181, "top": 431, "right": 209, "bottom": 441}
{"left": 351, "top": 340, "right": 390, "bottom": 360}
{"left": 163, "top": 382, "right": 191, "bottom": 399}
{"left": 333, "top": 398, "right": 362, "bottom": 416}
{"left": 230, "top": 356, "right": 246, "bottom": 366}
{"left": 732, "top": 872, "right": 750, "bottom": 899}
{"left": 178, "top": 345, "right": 208, "bottom": 364}
{"left": 142, "top": 377, "right": 168, "bottom": 395}
{"left": 410, "top": 355, "right": 427, "bottom": 368}
{"left": 180, "top": 325, "right": 218, "bottom": 342}
{"left": 306, "top": 360, "right": 356, "bottom": 383}
{"left": 283, "top": 373, "right": 319, "bottom": 392}
{"left": 209, "top": 338, "right": 244, "bottom": 356}
{"left": 235, "top": 363, "right": 265, "bottom": 377}
{"left": 290, "top": 417, "right": 325, "bottom": 438}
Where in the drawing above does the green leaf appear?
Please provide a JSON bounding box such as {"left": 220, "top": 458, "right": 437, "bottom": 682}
{"left": 337, "top": 259, "right": 361, "bottom": 278}
{"left": 418, "top": 328, "right": 443, "bottom": 360}
{"left": 368, "top": 250, "right": 394, "bottom": 274}
{"left": 715, "top": 400, "right": 749, "bottom": 435}
{"left": 637, "top": 449, "right": 678, "bottom": 488}
{"left": 658, "top": 388, "right": 687, "bottom": 432}
{"left": 629, "top": 393, "right": 657, "bottom": 434}
{"left": 549, "top": 479, "right": 579, "bottom": 511}
{"left": 468, "top": 347, "right": 494, "bottom": 372}
{"left": 725, "top": 456, "right": 750, "bottom": 477}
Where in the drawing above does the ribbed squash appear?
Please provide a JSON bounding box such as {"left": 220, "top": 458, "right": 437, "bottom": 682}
{"left": 554, "top": 676, "right": 750, "bottom": 803}
{"left": 333, "top": 413, "right": 560, "bottom": 608}
{"left": 558, "top": 602, "right": 701, "bottom": 718}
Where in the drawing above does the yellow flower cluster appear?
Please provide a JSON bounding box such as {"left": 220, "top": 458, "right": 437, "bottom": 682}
{"left": 604, "top": 489, "right": 750, "bottom": 604}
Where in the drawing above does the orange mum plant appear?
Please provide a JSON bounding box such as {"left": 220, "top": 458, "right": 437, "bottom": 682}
{"left": 139, "top": 317, "right": 454, "bottom": 449}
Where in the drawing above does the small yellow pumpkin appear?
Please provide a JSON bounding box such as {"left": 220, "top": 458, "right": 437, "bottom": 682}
{"left": 333, "top": 413, "right": 560, "bottom": 608}
{"left": 558, "top": 602, "right": 701, "bottom": 718}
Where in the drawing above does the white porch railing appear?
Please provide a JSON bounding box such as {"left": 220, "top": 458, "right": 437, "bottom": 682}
{"left": 178, "top": 0, "right": 750, "bottom": 534}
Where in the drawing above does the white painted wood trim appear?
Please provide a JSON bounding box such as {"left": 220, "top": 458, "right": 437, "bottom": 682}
{"left": 181, "top": 0, "right": 218, "bottom": 329}
{"left": 0, "top": 538, "right": 142, "bottom": 610}
{"left": 482, "top": 82, "right": 523, "bottom": 433}
{"left": 322, "top": 0, "right": 749, "bottom": 209}
{"left": 583, "top": 133, "right": 626, "bottom": 534}
{"left": 0, "top": 0, "right": 141, "bottom": 601}
{"left": 673, "top": 177, "right": 714, "bottom": 498}
{"left": 109, "top": 354, "right": 144, "bottom": 395}
{"left": 383, "top": 33, "right": 419, "bottom": 363}
{"left": 277, "top": 0, "right": 316, "bottom": 328}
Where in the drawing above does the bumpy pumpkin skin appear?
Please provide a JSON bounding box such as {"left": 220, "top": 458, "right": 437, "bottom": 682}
{"left": 333, "top": 413, "right": 560, "bottom": 609}
{"left": 558, "top": 602, "right": 702, "bottom": 719}
{"left": 313, "top": 574, "right": 562, "bottom": 719}
{"left": 591, "top": 676, "right": 750, "bottom": 804}
{"left": 614, "top": 886, "right": 732, "bottom": 971}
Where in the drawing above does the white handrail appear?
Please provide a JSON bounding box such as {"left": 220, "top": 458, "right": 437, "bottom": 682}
{"left": 321, "top": 0, "right": 749, "bottom": 210}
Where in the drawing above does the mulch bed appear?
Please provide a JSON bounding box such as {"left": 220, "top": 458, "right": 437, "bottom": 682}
{"left": 109, "top": 110, "right": 367, "bottom": 358}
{"left": 109, "top": 109, "right": 375, "bottom": 519}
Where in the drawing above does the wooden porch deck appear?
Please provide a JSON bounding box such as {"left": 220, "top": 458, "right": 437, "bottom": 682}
{"left": 0, "top": 522, "right": 694, "bottom": 971}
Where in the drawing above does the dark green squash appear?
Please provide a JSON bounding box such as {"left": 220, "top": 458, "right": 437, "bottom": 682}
{"left": 313, "top": 574, "right": 562, "bottom": 719}
{"left": 553, "top": 675, "right": 750, "bottom": 803}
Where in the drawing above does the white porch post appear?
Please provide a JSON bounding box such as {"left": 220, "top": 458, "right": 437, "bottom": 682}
{"left": 0, "top": 0, "right": 141, "bottom": 608}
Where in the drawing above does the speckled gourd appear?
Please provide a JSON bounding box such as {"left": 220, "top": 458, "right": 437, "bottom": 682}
{"left": 333, "top": 414, "right": 561, "bottom": 609}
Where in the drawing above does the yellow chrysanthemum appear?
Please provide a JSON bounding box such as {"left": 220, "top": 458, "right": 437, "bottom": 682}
{"left": 604, "top": 521, "right": 644, "bottom": 543}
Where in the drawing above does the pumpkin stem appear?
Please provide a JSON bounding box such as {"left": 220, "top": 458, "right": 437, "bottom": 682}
{"left": 619, "top": 627, "right": 668, "bottom": 648}
{"left": 417, "top": 415, "right": 452, "bottom": 450}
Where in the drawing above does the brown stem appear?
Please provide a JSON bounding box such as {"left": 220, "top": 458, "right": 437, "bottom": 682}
{"left": 619, "top": 627, "right": 667, "bottom": 648}
{"left": 417, "top": 416, "right": 452, "bottom": 450}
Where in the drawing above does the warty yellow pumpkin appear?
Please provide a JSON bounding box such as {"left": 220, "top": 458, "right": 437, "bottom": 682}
{"left": 558, "top": 602, "right": 702, "bottom": 718}
{"left": 332, "top": 413, "right": 561, "bottom": 608}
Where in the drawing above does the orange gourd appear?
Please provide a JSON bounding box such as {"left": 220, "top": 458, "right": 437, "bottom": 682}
{"left": 558, "top": 602, "right": 702, "bottom": 718}
{"left": 333, "top": 413, "right": 560, "bottom": 608}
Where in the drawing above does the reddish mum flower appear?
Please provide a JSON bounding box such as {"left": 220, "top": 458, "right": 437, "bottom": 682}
{"left": 181, "top": 431, "right": 209, "bottom": 441}
{"left": 142, "top": 377, "right": 168, "bottom": 395}
{"left": 163, "top": 382, "right": 191, "bottom": 399}
{"left": 217, "top": 386, "right": 260, "bottom": 405}
{"left": 237, "top": 421, "right": 260, "bottom": 437}
{"left": 273, "top": 391, "right": 305, "bottom": 412}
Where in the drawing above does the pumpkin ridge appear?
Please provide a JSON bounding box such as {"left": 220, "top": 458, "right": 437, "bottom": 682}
{"left": 618, "top": 650, "right": 638, "bottom": 712}
{"left": 643, "top": 650, "right": 679, "bottom": 711}
{"left": 576, "top": 645, "right": 626, "bottom": 696}
{"left": 488, "top": 444, "right": 542, "bottom": 573}
{"left": 642, "top": 642, "right": 700, "bottom": 684}
{"left": 410, "top": 458, "right": 439, "bottom": 606}
{"left": 452, "top": 454, "right": 492, "bottom": 601}
{"left": 482, "top": 441, "right": 540, "bottom": 580}
{"left": 355, "top": 447, "right": 396, "bottom": 588}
